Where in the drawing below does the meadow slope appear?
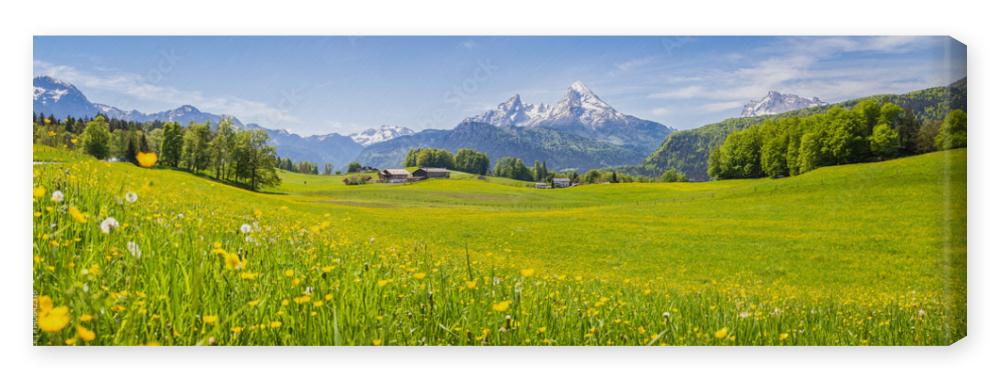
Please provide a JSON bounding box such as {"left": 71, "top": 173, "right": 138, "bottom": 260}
{"left": 32, "top": 145, "right": 966, "bottom": 345}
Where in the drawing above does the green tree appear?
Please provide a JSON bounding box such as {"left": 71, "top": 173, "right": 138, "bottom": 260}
{"left": 454, "top": 148, "right": 490, "bottom": 175}
{"left": 935, "top": 109, "right": 967, "bottom": 150}
{"left": 797, "top": 132, "right": 821, "bottom": 174}
{"left": 81, "top": 116, "right": 112, "bottom": 160}
{"left": 347, "top": 161, "right": 362, "bottom": 173}
{"left": 159, "top": 122, "right": 184, "bottom": 168}
{"left": 915, "top": 120, "right": 942, "bottom": 153}
{"left": 181, "top": 122, "right": 212, "bottom": 172}
{"left": 493, "top": 156, "right": 532, "bottom": 181}
{"left": 660, "top": 168, "right": 686, "bottom": 182}
{"left": 209, "top": 119, "right": 236, "bottom": 180}
{"left": 869, "top": 123, "right": 901, "bottom": 160}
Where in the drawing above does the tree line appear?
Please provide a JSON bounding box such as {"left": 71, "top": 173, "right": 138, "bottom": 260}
{"left": 401, "top": 147, "right": 678, "bottom": 185}
{"left": 707, "top": 101, "right": 967, "bottom": 180}
{"left": 33, "top": 113, "right": 281, "bottom": 191}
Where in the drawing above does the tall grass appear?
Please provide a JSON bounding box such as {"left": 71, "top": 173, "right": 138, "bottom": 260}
{"left": 31, "top": 145, "right": 966, "bottom": 345}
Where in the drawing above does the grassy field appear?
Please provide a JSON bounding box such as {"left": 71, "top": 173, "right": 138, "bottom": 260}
{"left": 31, "top": 144, "right": 966, "bottom": 345}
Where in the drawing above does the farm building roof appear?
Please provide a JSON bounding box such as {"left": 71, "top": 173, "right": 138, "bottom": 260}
{"left": 382, "top": 169, "right": 410, "bottom": 176}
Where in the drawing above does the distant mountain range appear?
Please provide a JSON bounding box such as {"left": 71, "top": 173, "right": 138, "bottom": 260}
{"left": 34, "top": 76, "right": 673, "bottom": 172}
{"left": 357, "top": 82, "right": 674, "bottom": 170}
{"left": 741, "top": 91, "right": 827, "bottom": 117}
{"left": 34, "top": 76, "right": 245, "bottom": 128}
{"left": 349, "top": 125, "right": 414, "bottom": 146}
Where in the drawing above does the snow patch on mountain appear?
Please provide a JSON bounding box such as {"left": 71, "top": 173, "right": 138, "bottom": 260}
{"left": 349, "top": 125, "right": 415, "bottom": 146}
{"left": 741, "top": 91, "right": 827, "bottom": 117}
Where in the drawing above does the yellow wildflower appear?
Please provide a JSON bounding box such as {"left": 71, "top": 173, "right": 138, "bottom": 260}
{"left": 270, "top": 321, "right": 282, "bottom": 329}
{"left": 38, "top": 307, "right": 71, "bottom": 333}
{"left": 492, "top": 300, "right": 512, "bottom": 312}
{"left": 520, "top": 268, "right": 535, "bottom": 277}
{"left": 202, "top": 315, "right": 219, "bottom": 325}
{"left": 413, "top": 272, "right": 426, "bottom": 280}
{"left": 372, "top": 339, "right": 383, "bottom": 346}
{"left": 377, "top": 279, "right": 390, "bottom": 287}
{"left": 33, "top": 186, "right": 46, "bottom": 199}
{"left": 779, "top": 333, "right": 790, "bottom": 341}
{"left": 464, "top": 280, "right": 477, "bottom": 289}
{"left": 79, "top": 313, "right": 93, "bottom": 322}
{"left": 714, "top": 327, "right": 729, "bottom": 339}
{"left": 136, "top": 152, "right": 158, "bottom": 168}
{"left": 68, "top": 206, "right": 87, "bottom": 223}
{"left": 76, "top": 325, "right": 96, "bottom": 342}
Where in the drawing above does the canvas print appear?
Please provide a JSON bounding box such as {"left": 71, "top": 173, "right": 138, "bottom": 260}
{"left": 31, "top": 36, "right": 967, "bottom": 346}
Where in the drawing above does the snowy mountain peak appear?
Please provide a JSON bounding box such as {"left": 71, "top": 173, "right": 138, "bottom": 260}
{"left": 569, "top": 80, "right": 594, "bottom": 95}
{"left": 741, "top": 91, "right": 828, "bottom": 117}
{"left": 349, "top": 125, "right": 415, "bottom": 146}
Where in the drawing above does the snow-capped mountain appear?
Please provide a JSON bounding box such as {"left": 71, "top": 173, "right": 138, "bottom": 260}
{"left": 34, "top": 76, "right": 103, "bottom": 119}
{"left": 349, "top": 125, "right": 415, "bottom": 146}
{"left": 741, "top": 91, "right": 827, "bottom": 117}
{"left": 464, "top": 94, "right": 550, "bottom": 127}
{"left": 33, "top": 76, "right": 243, "bottom": 128}
{"left": 465, "top": 81, "right": 672, "bottom": 148}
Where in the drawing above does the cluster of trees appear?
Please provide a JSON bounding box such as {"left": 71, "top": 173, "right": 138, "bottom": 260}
{"left": 33, "top": 114, "right": 282, "bottom": 191}
{"left": 402, "top": 147, "right": 491, "bottom": 175}
{"left": 708, "top": 100, "right": 967, "bottom": 179}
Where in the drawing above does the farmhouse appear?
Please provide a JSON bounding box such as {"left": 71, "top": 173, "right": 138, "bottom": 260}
{"left": 378, "top": 168, "right": 410, "bottom": 183}
{"left": 552, "top": 178, "right": 572, "bottom": 188}
{"left": 412, "top": 167, "right": 450, "bottom": 180}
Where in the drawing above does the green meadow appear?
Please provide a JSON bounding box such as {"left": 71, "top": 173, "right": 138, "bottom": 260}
{"left": 32, "top": 145, "right": 966, "bottom": 345}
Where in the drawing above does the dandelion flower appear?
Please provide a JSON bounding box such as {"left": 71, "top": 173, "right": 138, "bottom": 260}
{"left": 520, "top": 268, "right": 535, "bottom": 277}
{"left": 714, "top": 327, "right": 729, "bottom": 339}
{"left": 231, "top": 327, "right": 244, "bottom": 334}
{"left": 377, "top": 279, "right": 390, "bottom": 287}
{"left": 51, "top": 190, "right": 64, "bottom": 203}
{"left": 492, "top": 300, "right": 512, "bottom": 313}
{"left": 413, "top": 272, "right": 426, "bottom": 280}
{"left": 99, "top": 217, "right": 119, "bottom": 234}
{"left": 37, "top": 302, "right": 70, "bottom": 333}
{"left": 76, "top": 325, "right": 96, "bottom": 342}
{"left": 79, "top": 314, "right": 93, "bottom": 322}
{"left": 136, "top": 152, "right": 157, "bottom": 168}
{"left": 464, "top": 280, "right": 477, "bottom": 289}
{"left": 779, "top": 333, "right": 790, "bottom": 341}
{"left": 202, "top": 315, "right": 219, "bottom": 325}
{"left": 67, "top": 206, "right": 87, "bottom": 223}
{"left": 372, "top": 339, "right": 383, "bottom": 346}
{"left": 125, "top": 191, "right": 138, "bottom": 203}
{"left": 270, "top": 321, "right": 282, "bottom": 329}
{"left": 33, "top": 186, "right": 46, "bottom": 200}
{"left": 127, "top": 241, "right": 141, "bottom": 258}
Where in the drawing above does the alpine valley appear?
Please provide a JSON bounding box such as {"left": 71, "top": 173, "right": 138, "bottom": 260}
{"left": 34, "top": 77, "right": 674, "bottom": 171}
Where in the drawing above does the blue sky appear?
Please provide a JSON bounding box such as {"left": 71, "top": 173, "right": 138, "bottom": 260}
{"left": 34, "top": 36, "right": 966, "bottom": 136}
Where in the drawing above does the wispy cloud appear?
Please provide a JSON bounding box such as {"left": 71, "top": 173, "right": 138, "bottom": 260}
{"left": 33, "top": 60, "right": 299, "bottom": 127}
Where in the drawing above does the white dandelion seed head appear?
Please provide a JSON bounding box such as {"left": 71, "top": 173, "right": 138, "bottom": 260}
{"left": 244, "top": 235, "right": 255, "bottom": 243}
{"left": 177, "top": 213, "right": 185, "bottom": 219}
{"left": 369, "top": 237, "right": 375, "bottom": 244}
{"left": 125, "top": 191, "right": 138, "bottom": 203}
{"left": 99, "top": 217, "right": 119, "bottom": 234}
{"left": 127, "top": 241, "right": 141, "bottom": 258}
{"left": 739, "top": 311, "right": 750, "bottom": 319}
{"left": 50, "top": 190, "right": 64, "bottom": 203}
{"left": 82, "top": 283, "right": 89, "bottom": 293}
{"left": 240, "top": 223, "right": 252, "bottom": 234}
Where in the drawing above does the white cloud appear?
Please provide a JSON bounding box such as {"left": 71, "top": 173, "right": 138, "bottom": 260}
{"left": 701, "top": 101, "right": 745, "bottom": 113}
{"left": 649, "top": 85, "right": 705, "bottom": 99}
{"left": 614, "top": 56, "right": 655, "bottom": 72}
{"left": 650, "top": 107, "right": 672, "bottom": 117}
{"left": 33, "top": 60, "right": 299, "bottom": 127}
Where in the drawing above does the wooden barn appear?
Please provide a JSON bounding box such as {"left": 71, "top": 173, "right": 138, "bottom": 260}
{"left": 412, "top": 167, "right": 450, "bottom": 180}
{"left": 379, "top": 168, "right": 410, "bottom": 183}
